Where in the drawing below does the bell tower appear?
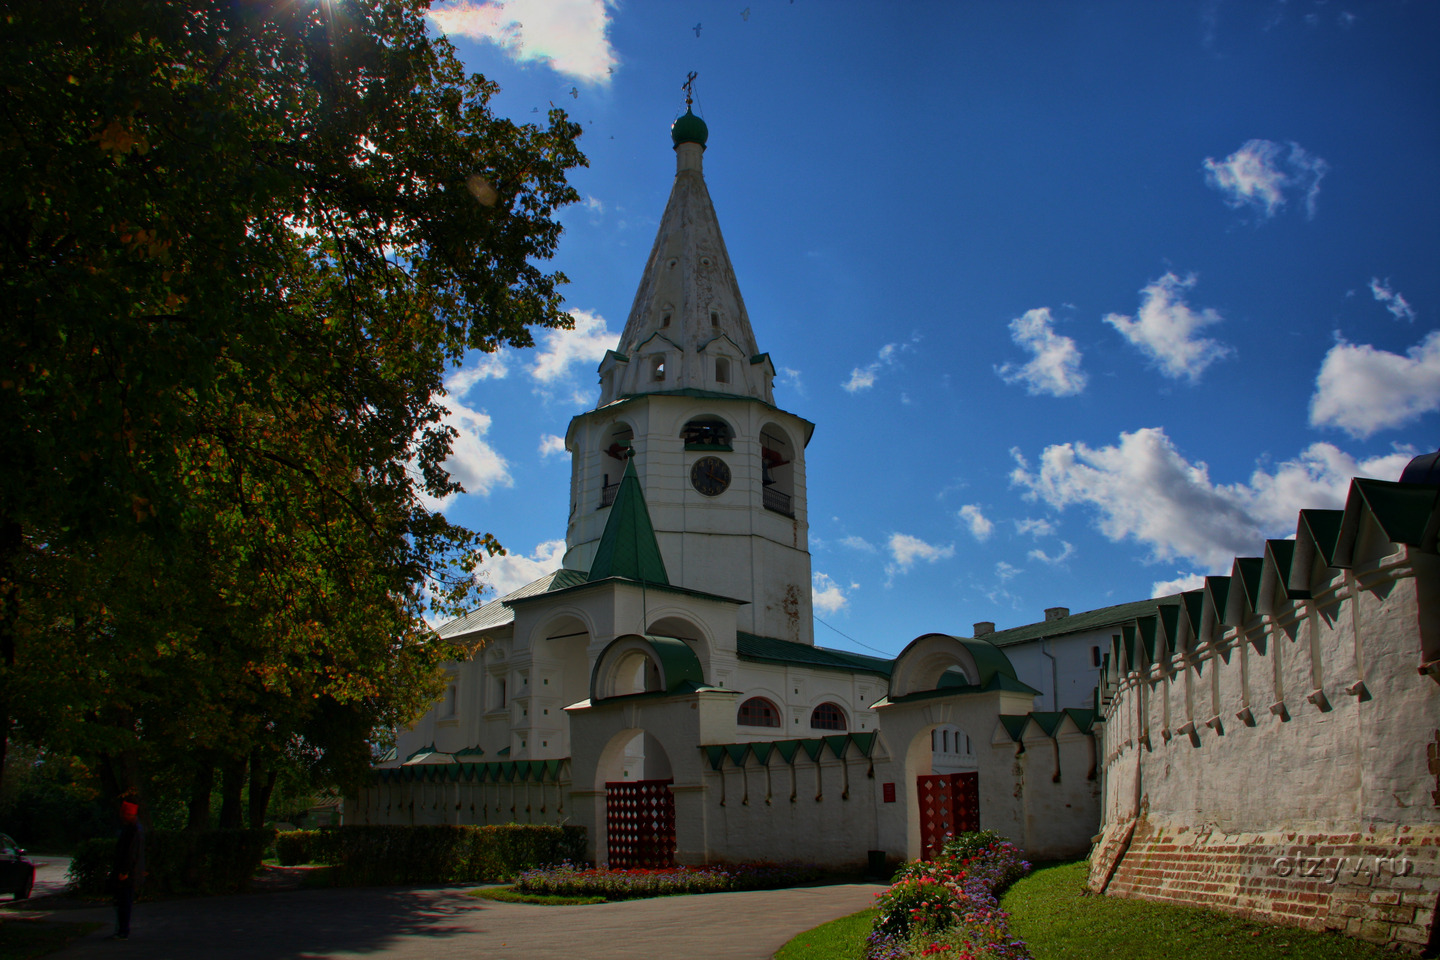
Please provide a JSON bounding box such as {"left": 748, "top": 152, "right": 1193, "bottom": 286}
{"left": 563, "top": 89, "right": 817, "bottom": 645}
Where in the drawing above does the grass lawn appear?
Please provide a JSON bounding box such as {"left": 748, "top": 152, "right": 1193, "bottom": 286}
{"left": 772, "top": 907, "right": 875, "bottom": 960}
{"left": 772, "top": 861, "right": 1399, "bottom": 960}
{"left": 467, "top": 886, "right": 607, "bottom": 906}
{"left": 0, "top": 919, "right": 103, "bottom": 960}
{"left": 1005, "top": 861, "right": 1396, "bottom": 960}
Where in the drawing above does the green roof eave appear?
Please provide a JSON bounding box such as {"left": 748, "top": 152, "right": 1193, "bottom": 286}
{"left": 1352, "top": 479, "right": 1440, "bottom": 549}
{"left": 875, "top": 672, "right": 1039, "bottom": 706}
{"left": 998, "top": 715, "right": 1029, "bottom": 741}
{"left": 506, "top": 575, "right": 746, "bottom": 608}
{"left": 1300, "top": 509, "right": 1345, "bottom": 567}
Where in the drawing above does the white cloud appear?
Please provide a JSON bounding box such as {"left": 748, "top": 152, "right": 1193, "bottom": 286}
{"left": 538, "top": 434, "right": 567, "bottom": 457}
{"left": 777, "top": 366, "right": 805, "bottom": 396}
{"left": 1203, "top": 139, "right": 1329, "bottom": 220}
{"left": 886, "top": 533, "right": 955, "bottom": 575}
{"left": 840, "top": 535, "right": 877, "bottom": 553}
{"left": 422, "top": 398, "right": 512, "bottom": 510}
{"left": 448, "top": 352, "right": 509, "bottom": 395}
{"left": 1310, "top": 331, "right": 1440, "bottom": 439}
{"left": 843, "top": 342, "right": 908, "bottom": 393}
{"left": 1015, "top": 517, "right": 1056, "bottom": 538}
{"left": 583, "top": 195, "right": 605, "bottom": 214}
{"left": 996, "top": 308, "right": 1087, "bottom": 396}
{"left": 958, "top": 504, "right": 994, "bottom": 542}
{"left": 1151, "top": 572, "right": 1206, "bottom": 598}
{"left": 428, "top": 0, "right": 618, "bottom": 85}
{"left": 1370, "top": 278, "right": 1417, "bottom": 323}
{"left": 1028, "top": 541, "right": 1074, "bottom": 565}
{"left": 1011, "top": 427, "right": 1409, "bottom": 571}
{"left": 1103, "top": 272, "right": 1232, "bottom": 382}
{"left": 529, "top": 309, "right": 619, "bottom": 386}
{"left": 479, "top": 538, "right": 567, "bottom": 598}
{"left": 995, "top": 561, "right": 1021, "bottom": 583}
{"left": 812, "top": 572, "right": 851, "bottom": 615}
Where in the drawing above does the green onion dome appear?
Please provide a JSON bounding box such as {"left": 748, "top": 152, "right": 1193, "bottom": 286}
{"left": 671, "top": 108, "right": 708, "bottom": 148}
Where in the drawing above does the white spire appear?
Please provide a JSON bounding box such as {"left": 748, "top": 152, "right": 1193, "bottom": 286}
{"left": 596, "top": 114, "right": 775, "bottom": 407}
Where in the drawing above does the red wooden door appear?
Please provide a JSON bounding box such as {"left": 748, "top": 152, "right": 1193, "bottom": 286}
{"left": 917, "top": 771, "right": 980, "bottom": 858}
{"left": 605, "top": 778, "right": 676, "bottom": 868}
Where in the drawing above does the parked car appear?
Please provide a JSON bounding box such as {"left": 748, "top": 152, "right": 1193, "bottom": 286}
{"left": 0, "top": 834, "right": 34, "bottom": 900}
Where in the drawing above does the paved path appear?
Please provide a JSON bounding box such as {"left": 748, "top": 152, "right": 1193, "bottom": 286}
{"left": 39, "top": 882, "right": 884, "bottom": 959}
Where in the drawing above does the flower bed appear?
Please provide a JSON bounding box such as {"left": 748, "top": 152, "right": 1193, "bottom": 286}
{"left": 864, "top": 831, "right": 1032, "bottom": 960}
{"left": 513, "top": 861, "right": 821, "bottom": 900}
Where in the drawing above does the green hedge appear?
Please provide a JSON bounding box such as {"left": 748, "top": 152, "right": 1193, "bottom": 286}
{"left": 274, "top": 824, "right": 586, "bottom": 885}
{"left": 67, "top": 829, "right": 275, "bottom": 898}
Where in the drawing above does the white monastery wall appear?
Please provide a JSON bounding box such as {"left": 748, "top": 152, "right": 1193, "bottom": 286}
{"left": 1092, "top": 523, "right": 1440, "bottom": 953}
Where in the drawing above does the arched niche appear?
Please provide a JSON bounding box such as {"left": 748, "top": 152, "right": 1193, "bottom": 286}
{"left": 529, "top": 612, "right": 595, "bottom": 709}
{"left": 759, "top": 421, "right": 796, "bottom": 517}
{"left": 590, "top": 634, "right": 706, "bottom": 702}
{"left": 889, "top": 633, "right": 1019, "bottom": 699}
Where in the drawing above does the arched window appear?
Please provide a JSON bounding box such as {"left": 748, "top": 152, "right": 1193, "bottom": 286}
{"left": 738, "top": 697, "right": 781, "bottom": 727}
{"left": 651, "top": 357, "right": 666, "bottom": 381}
{"left": 715, "top": 357, "right": 731, "bottom": 384}
{"left": 810, "top": 702, "right": 847, "bottom": 731}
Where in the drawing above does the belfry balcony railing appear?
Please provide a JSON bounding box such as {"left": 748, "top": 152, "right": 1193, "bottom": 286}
{"left": 600, "top": 480, "right": 620, "bottom": 508}
{"left": 763, "top": 487, "right": 793, "bottom": 517}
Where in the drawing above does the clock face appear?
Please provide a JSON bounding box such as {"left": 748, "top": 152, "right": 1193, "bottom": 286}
{"left": 690, "top": 455, "right": 731, "bottom": 497}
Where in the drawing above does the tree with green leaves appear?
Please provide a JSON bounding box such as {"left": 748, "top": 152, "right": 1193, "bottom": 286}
{"left": 0, "top": 0, "right": 584, "bottom": 809}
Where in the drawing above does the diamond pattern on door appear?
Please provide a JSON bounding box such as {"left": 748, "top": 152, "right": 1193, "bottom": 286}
{"left": 605, "top": 779, "right": 676, "bottom": 868}
{"left": 917, "top": 771, "right": 980, "bottom": 859}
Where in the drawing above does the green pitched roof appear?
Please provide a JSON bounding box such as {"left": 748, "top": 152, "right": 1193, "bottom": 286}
{"left": 588, "top": 457, "right": 669, "bottom": 585}
{"left": 434, "top": 568, "right": 589, "bottom": 640}
{"left": 736, "top": 632, "right": 893, "bottom": 677}
{"left": 986, "top": 594, "right": 1183, "bottom": 647}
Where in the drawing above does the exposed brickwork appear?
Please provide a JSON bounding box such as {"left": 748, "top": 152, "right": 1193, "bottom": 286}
{"left": 1090, "top": 819, "right": 1440, "bottom": 953}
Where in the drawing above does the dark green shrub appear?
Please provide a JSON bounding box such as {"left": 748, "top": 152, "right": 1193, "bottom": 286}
{"left": 65, "top": 829, "right": 275, "bottom": 897}
{"left": 315, "top": 824, "right": 585, "bottom": 886}
{"left": 275, "top": 830, "right": 319, "bottom": 866}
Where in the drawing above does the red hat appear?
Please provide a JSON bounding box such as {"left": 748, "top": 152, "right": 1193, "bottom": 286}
{"left": 120, "top": 801, "right": 139, "bottom": 821}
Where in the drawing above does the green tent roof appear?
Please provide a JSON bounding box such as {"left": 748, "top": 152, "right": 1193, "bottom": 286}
{"left": 588, "top": 457, "right": 669, "bottom": 585}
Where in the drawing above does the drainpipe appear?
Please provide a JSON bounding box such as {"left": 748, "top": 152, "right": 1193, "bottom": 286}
{"left": 1040, "top": 639, "right": 1058, "bottom": 711}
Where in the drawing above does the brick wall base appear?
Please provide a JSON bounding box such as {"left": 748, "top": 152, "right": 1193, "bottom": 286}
{"left": 1088, "top": 819, "right": 1440, "bottom": 953}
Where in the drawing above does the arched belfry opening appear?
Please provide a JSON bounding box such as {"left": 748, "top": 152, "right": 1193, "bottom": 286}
{"left": 760, "top": 423, "right": 795, "bottom": 517}
{"left": 681, "top": 415, "right": 733, "bottom": 451}
{"left": 599, "top": 423, "right": 634, "bottom": 509}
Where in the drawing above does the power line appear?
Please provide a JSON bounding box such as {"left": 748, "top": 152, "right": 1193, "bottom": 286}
{"left": 812, "top": 614, "right": 894, "bottom": 658}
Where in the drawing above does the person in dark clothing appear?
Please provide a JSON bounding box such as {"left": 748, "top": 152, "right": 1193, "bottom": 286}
{"left": 110, "top": 799, "right": 144, "bottom": 940}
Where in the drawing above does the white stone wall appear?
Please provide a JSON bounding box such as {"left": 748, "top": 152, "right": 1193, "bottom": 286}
{"left": 1093, "top": 538, "right": 1440, "bottom": 952}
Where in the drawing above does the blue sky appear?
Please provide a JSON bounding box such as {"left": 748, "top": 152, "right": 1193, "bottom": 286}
{"left": 421, "top": 0, "right": 1439, "bottom": 658}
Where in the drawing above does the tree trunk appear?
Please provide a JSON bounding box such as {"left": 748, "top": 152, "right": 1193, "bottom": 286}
{"left": 0, "top": 519, "right": 22, "bottom": 800}
{"left": 186, "top": 759, "right": 214, "bottom": 831}
{"left": 247, "top": 749, "right": 276, "bottom": 829}
{"left": 217, "top": 756, "right": 245, "bottom": 829}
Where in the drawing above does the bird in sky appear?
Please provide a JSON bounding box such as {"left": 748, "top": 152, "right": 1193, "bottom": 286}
{"left": 693, "top": 22, "right": 702, "bottom": 37}
{"left": 742, "top": 7, "right": 750, "bottom": 20}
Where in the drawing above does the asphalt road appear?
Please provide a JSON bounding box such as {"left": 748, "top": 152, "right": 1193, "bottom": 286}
{"left": 31, "top": 881, "right": 884, "bottom": 960}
